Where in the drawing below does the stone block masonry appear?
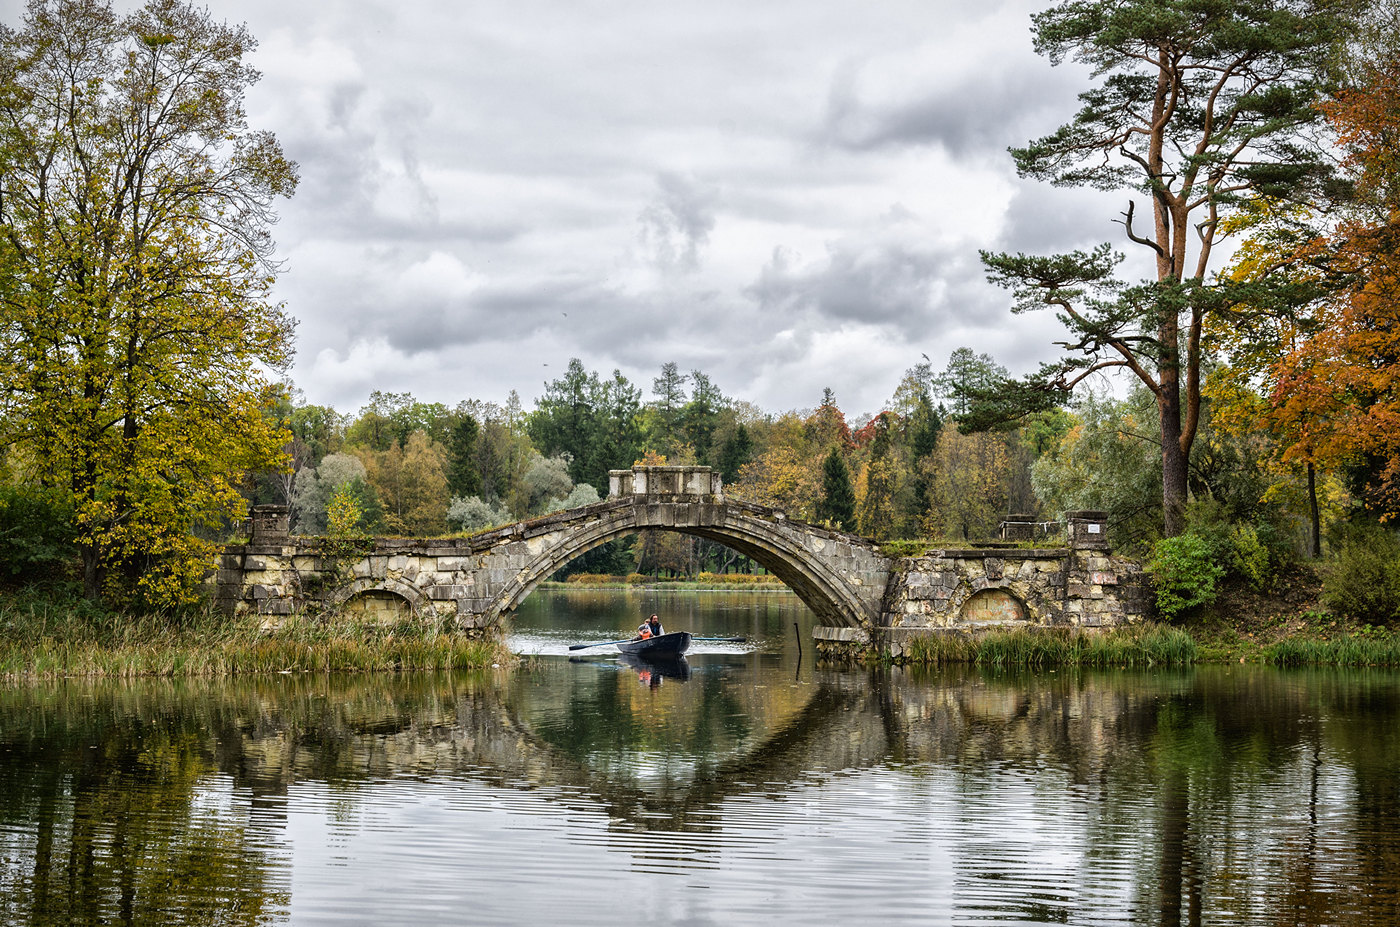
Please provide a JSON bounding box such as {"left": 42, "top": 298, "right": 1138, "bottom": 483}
{"left": 216, "top": 471, "right": 1150, "bottom": 659}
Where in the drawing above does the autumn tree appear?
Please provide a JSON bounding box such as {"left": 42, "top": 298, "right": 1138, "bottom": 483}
{"left": 730, "top": 442, "right": 818, "bottom": 519}
{"left": 925, "top": 425, "right": 1014, "bottom": 541}
{"left": 0, "top": 0, "right": 298, "bottom": 606}
{"left": 856, "top": 412, "right": 901, "bottom": 540}
{"left": 1263, "top": 58, "right": 1400, "bottom": 519}
{"left": 358, "top": 432, "right": 448, "bottom": 536}
{"left": 291, "top": 453, "right": 364, "bottom": 536}
{"left": 974, "top": 0, "right": 1363, "bottom": 537}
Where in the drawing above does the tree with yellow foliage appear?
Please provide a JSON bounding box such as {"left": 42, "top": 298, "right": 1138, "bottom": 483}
{"left": 0, "top": 0, "right": 297, "bottom": 607}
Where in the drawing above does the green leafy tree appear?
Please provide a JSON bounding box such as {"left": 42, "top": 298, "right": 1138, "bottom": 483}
{"left": 1148, "top": 533, "right": 1226, "bottom": 620}
{"left": 905, "top": 390, "right": 943, "bottom": 529}
{"left": 0, "top": 0, "right": 298, "bottom": 606}
{"left": 645, "top": 361, "right": 689, "bottom": 453}
{"left": 815, "top": 447, "right": 856, "bottom": 531}
{"left": 680, "top": 370, "right": 726, "bottom": 464}
{"left": 975, "top": 0, "right": 1362, "bottom": 537}
{"left": 936, "top": 349, "right": 1007, "bottom": 419}
{"left": 1031, "top": 393, "right": 1164, "bottom": 547}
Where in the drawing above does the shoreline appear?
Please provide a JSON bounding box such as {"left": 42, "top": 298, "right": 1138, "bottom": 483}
{"left": 2, "top": 578, "right": 1393, "bottom": 678}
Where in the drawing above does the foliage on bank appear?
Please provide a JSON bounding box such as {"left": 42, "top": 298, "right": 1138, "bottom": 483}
{"left": 0, "top": 593, "right": 506, "bottom": 680}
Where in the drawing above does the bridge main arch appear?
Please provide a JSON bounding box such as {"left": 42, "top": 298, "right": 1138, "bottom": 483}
{"left": 487, "top": 481, "right": 891, "bottom": 629}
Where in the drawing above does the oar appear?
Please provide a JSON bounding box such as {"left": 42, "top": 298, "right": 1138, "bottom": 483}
{"left": 568, "top": 637, "right": 637, "bottom": 651}
{"left": 690, "top": 636, "right": 747, "bottom": 643}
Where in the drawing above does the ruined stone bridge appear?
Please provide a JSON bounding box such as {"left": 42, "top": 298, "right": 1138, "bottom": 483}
{"left": 214, "top": 466, "right": 1149, "bottom": 650}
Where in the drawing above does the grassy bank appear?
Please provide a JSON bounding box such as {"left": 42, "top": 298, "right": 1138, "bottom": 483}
{"left": 890, "top": 622, "right": 1400, "bottom": 669}
{"left": 895, "top": 624, "right": 1199, "bottom": 668}
{"left": 0, "top": 592, "right": 508, "bottom": 680}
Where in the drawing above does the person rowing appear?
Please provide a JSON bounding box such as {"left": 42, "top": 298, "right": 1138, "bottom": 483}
{"left": 635, "top": 614, "right": 664, "bottom": 640}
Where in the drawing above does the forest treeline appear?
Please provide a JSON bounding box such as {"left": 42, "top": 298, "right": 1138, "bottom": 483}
{"left": 245, "top": 349, "right": 1061, "bottom": 579}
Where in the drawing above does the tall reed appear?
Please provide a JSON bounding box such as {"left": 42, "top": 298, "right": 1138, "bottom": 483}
{"left": 1263, "top": 632, "right": 1400, "bottom": 667}
{"left": 898, "top": 624, "right": 1197, "bottom": 668}
{"left": 0, "top": 597, "right": 508, "bottom": 680}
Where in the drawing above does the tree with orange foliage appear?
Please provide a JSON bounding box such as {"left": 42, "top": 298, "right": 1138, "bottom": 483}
{"left": 1214, "top": 55, "right": 1400, "bottom": 545}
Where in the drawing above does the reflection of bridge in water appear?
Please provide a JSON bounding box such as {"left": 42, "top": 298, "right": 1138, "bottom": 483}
{"left": 5, "top": 667, "right": 1393, "bottom": 922}
{"left": 217, "top": 466, "right": 1149, "bottom": 653}
{"left": 213, "top": 667, "right": 1161, "bottom": 833}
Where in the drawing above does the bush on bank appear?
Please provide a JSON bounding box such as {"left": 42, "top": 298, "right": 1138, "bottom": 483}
{"left": 1322, "top": 522, "right": 1400, "bottom": 625}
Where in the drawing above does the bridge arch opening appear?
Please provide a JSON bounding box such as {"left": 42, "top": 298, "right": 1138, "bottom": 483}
{"left": 491, "top": 504, "right": 883, "bottom": 630}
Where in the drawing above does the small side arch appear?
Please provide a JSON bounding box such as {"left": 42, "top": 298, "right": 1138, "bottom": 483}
{"left": 328, "top": 577, "right": 433, "bottom": 621}
{"left": 955, "top": 586, "right": 1028, "bottom": 626}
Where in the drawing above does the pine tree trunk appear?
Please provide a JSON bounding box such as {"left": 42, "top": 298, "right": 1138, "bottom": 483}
{"left": 1159, "top": 388, "right": 1188, "bottom": 538}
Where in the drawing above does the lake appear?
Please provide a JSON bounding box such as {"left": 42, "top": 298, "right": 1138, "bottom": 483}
{"left": 2, "top": 587, "right": 1398, "bottom": 925}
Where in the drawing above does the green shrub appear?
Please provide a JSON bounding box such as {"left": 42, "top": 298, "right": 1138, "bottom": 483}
{"left": 1147, "top": 533, "right": 1225, "bottom": 620}
{"left": 1323, "top": 523, "right": 1400, "bottom": 624}
{"left": 0, "top": 487, "right": 76, "bottom": 583}
{"left": 1229, "top": 524, "right": 1271, "bottom": 591}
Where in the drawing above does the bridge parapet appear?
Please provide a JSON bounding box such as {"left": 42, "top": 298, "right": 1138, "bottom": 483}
{"left": 609, "top": 465, "right": 721, "bottom": 500}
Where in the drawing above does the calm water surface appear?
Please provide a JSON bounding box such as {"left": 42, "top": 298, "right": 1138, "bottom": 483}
{"left": 2, "top": 587, "right": 1399, "bottom": 926}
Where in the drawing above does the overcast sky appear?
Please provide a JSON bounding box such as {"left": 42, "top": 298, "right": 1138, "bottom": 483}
{"left": 11, "top": 0, "right": 1129, "bottom": 419}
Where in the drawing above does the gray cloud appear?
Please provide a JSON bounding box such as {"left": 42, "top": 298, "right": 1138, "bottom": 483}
{"left": 821, "top": 64, "right": 1067, "bottom": 158}
{"left": 637, "top": 173, "right": 718, "bottom": 272}
{"left": 0, "top": 0, "right": 1117, "bottom": 416}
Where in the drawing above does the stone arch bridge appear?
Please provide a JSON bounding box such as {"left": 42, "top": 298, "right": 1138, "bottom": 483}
{"left": 213, "top": 466, "right": 1148, "bottom": 648}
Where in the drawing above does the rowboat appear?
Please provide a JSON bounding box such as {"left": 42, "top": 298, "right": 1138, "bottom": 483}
{"left": 616, "top": 630, "right": 691, "bottom": 658}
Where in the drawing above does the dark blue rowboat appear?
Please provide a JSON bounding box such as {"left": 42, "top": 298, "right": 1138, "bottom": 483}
{"left": 616, "top": 630, "right": 691, "bottom": 658}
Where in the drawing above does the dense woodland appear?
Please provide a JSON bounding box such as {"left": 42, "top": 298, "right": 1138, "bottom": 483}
{"left": 246, "top": 350, "right": 1047, "bottom": 575}
{"left": 2, "top": 0, "right": 1400, "bottom": 627}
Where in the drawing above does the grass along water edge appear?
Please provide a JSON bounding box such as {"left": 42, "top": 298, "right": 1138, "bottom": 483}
{"left": 896, "top": 624, "right": 1199, "bottom": 668}
{"left": 0, "top": 599, "right": 509, "bottom": 680}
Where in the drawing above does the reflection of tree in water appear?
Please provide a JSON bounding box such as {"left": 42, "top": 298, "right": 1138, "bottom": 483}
{"left": 3, "top": 668, "right": 1400, "bottom": 922}
{"left": 0, "top": 685, "right": 288, "bottom": 926}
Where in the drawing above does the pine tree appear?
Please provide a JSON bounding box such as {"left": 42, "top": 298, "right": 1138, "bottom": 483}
{"left": 816, "top": 448, "right": 856, "bottom": 531}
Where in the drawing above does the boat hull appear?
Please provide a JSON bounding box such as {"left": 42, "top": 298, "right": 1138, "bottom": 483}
{"left": 616, "top": 631, "right": 691, "bottom": 658}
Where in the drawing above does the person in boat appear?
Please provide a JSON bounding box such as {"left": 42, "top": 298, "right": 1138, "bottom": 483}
{"left": 636, "top": 614, "right": 664, "bottom": 640}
